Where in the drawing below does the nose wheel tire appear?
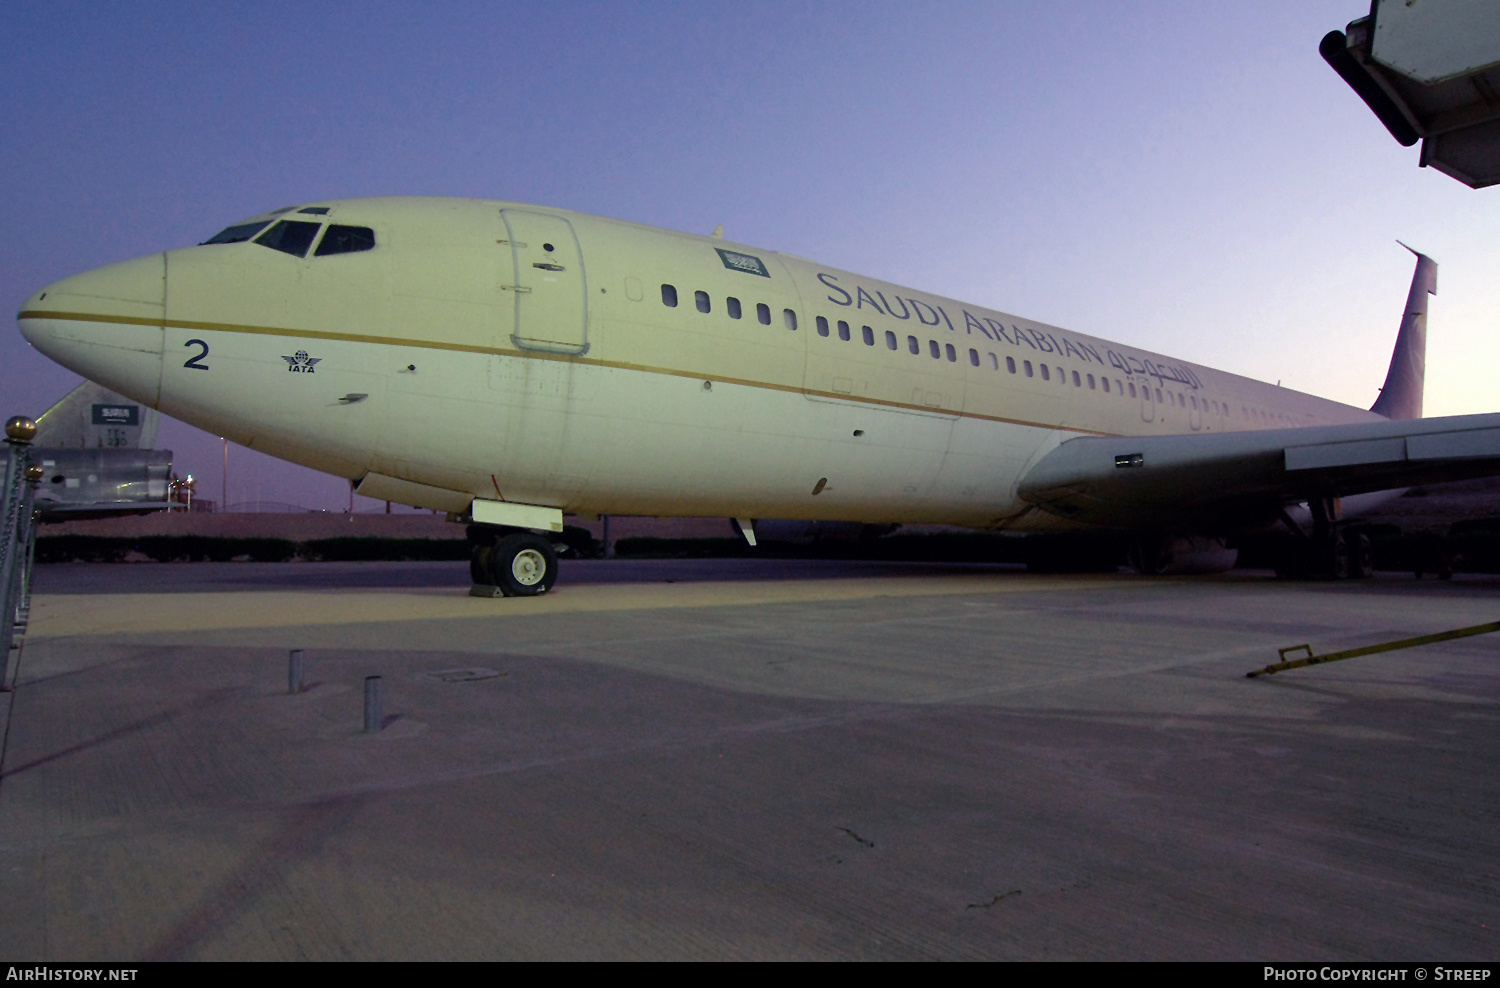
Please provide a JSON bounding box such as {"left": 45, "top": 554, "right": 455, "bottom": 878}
{"left": 488, "top": 533, "right": 558, "bottom": 596}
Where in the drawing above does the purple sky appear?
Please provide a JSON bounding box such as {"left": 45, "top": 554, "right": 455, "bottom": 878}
{"left": 4, "top": 1, "right": 1497, "bottom": 511}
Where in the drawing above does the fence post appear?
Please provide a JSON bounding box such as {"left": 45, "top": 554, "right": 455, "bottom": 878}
{"left": 1, "top": 416, "right": 37, "bottom": 686}
{"left": 16, "top": 463, "right": 41, "bottom": 629}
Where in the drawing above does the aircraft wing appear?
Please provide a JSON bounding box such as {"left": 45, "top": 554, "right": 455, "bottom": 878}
{"left": 33, "top": 501, "right": 178, "bottom": 523}
{"left": 1017, "top": 412, "right": 1500, "bottom": 531}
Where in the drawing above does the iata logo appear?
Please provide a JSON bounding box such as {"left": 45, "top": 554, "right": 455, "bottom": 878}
{"left": 282, "top": 350, "right": 321, "bottom": 373}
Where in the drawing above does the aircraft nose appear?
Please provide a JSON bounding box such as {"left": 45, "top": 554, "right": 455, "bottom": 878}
{"left": 17, "top": 252, "right": 166, "bottom": 406}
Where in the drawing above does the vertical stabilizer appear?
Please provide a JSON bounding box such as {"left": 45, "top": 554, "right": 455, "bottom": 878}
{"left": 32, "top": 381, "right": 161, "bottom": 449}
{"left": 1370, "top": 244, "right": 1436, "bottom": 420}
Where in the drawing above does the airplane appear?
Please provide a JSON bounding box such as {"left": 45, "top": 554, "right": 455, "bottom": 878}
{"left": 28, "top": 381, "right": 177, "bottom": 522}
{"left": 15, "top": 197, "right": 1500, "bottom": 593}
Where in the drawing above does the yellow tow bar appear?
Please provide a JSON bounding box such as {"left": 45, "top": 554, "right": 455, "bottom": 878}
{"left": 1247, "top": 620, "right": 1500, "bottom": 678}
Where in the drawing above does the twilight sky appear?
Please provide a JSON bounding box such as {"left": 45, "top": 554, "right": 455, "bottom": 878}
{"left": 3, "top": 1, "right": 1496, "bottom": 511}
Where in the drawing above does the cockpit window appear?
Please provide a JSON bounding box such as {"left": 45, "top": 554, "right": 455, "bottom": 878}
{"left": 314, "top": 225, "right": 376, "bottom": 256}
{"left": 254, "top": 220, "right": 322, "bottom": 257}
{"left": 297, "top": 207, "right": 331, "bottom": 215}
{"left": 201, "top": 220, "right": 272, "bottom": 245}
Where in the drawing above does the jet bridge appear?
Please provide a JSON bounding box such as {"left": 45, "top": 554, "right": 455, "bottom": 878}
{"left": 1322, "top": 0, "right": 1500, "bottom": 188}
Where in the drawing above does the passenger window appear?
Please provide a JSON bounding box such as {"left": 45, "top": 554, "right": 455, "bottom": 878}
{"left": 908, "top": 336, "right": 919, "bottom": 355}
{"left": 1072, "top": 371, "right": 1081, "bottom": 387}
{"left": 1057, "top": 367, "right": 1065, "bottom": 384}
{"left": 1006, "top": 356, "right": 1016, "bottom": 374}
{"left": 254, "top": 220, "right": 322, "bottom": 258}
{"left": 1024, "top": 360, "right": 1034, "bottom": 377}
{"left": 783, "top": 309, "right": 797, "bottom": 330}
{"left": 1156, "top": 389, "right": 1163, "bottom": 403}
{"left": 838, "top": 320, "right": 850, "bottom": 341}
{"left": 816, "top": 315, "right": 829, "bottom": 336}
{"left": 927, "top": 340, "right": 939, "bottom": 359}
{"left": 1129, "top": 383, "right": 1136, "bottom": 397}
{"left": 728, "top": 297, "right": 742, "bottom": 319}
{"left": 695, "top": 291, "right": 711, "bottom": 314}
{"left": 862, "top": 325, "right": 874, "bottom": 346}
{"left": 314, "top": 225, "right": 375, "bottom": 256}
{"left": 969, "top": 348, "right": 979, "bottom": 367}
{"left": 1040, "top": 365, "right": 1050, "bottom": 381}
{"left": 757, "top": 303, "right": 771, "bottom": 325}
{"left": 1101, "top": 378, "right": 1109, "bottom": 393}
{"left": 945, "top": 344, "right": 956, "bottom": 362}
{"left": 662, "top": 284, "right": 678, "bottom": 307}
{"left": 885, "top": 330, "right": 897, "bottom": 350}
{"left": 1190, "top": 396, "right": 1197, "bottom": 410}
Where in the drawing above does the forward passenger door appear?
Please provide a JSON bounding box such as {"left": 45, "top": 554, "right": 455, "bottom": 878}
{"left": 501, "top": 210, "right": 588, "bottom": 355}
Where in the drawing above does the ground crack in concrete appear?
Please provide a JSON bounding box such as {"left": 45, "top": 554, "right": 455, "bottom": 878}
{"left": 837, "top": 827, "right": 874, "bottom": 848}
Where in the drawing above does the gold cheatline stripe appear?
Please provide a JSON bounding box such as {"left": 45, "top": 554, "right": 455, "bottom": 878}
{"left": 18, "top": 309, "right": 1116, "bottom": 437}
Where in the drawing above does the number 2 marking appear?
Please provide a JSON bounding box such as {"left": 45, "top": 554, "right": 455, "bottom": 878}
{"left": 183, "top": 339, "right": 210, "bottom": 370}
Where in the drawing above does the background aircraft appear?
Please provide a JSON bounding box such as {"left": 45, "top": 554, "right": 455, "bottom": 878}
{"left": 29, "top": 381, "right": 176, "bottom": 522}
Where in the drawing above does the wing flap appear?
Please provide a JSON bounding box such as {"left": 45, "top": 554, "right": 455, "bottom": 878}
{"left": 1284, "top": 437, "right": 1407, "bottom": 470}
{"left": 1408, "top": 427, "right": 1500, "bottom": 460}
{"left": 1018, "top": 412, "right": 1500, "bottom": 531}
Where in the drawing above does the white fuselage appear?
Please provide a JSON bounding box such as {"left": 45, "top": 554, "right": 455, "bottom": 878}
{"left": 18, "top": 197, "right": 1380, "bottom": 531}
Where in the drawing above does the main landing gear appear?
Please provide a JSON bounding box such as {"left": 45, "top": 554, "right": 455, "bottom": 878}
{"left": 468, "top": 525, "right": 559, "bottom": 597}
{"left": 1274, "top": 497, "right": 1373, "bottom": 581}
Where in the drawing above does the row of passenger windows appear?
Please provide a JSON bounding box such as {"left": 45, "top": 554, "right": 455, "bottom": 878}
{"left": 660, "top": 284, "right": 798, "bottom": 330}
{"left": 660, "top": 282, "right": 1307, "bottom": 423}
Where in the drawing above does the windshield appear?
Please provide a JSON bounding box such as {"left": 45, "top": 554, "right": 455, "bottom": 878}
{"left": 200, "top": 220, "right": 272, "bottom": 245}
{"left": 254, "top": 220, "right": 322, "bottom": 258}
{"left": 315, "top": 225, "right": 376, "bottom": 256}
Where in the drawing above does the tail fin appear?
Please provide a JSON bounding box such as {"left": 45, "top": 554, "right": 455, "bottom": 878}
{"left": 1370, "top": 243, "right": 1436, "bottom": 420}
{"left": 32, "top": 381, "right": 161, "bottom": 449}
